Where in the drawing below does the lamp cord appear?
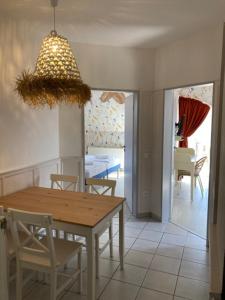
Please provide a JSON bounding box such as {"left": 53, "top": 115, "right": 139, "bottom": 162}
{"left": 53, "top": 5, "right": 56, "bottom": 31}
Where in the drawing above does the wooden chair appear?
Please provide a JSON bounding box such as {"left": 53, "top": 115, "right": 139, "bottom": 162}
{"left": 0, "top": 206, "right": 26, "bottom": 283}
{"left": 50, "top": 174, "right": 79, "bottom": 240}
{"left": 178, "top": 156, "right": 207, "bottom": 198}
{"left": 8, "top": 208, "right": 82, "bottom": 300}
{"left": 50, "top": 174, "right": 79, "bottom": 191}
{"left": 85, "top": 178, "right": 116, "bottom": 278}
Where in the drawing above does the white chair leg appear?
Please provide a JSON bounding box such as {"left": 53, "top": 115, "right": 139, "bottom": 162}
{"left": 95, "top": 235, "right": 99, "bottom": 279}
{"left": 16, "top": 263, "right": 23, "bottom": 300}
{"left": 198, "top": 176, "right": 204, "bottom": 198}
{"left": 109, "top": 224, "right": 113, "bottom": 258}
{"left": 56, "top": 229, "right": 60, "bottom": 239}
{"left": 78, "top": 250, "right": 82, "bottom": 294}
{"left": 50, "top": 271, "right": 57, "bottom": 300}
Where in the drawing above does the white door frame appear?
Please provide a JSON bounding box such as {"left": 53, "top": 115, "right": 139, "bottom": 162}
{"left": 83, "top": 88, "right": 139, "bottom": 216}
{"left": 162, "top": 81, "right": 215, "bottom": 239}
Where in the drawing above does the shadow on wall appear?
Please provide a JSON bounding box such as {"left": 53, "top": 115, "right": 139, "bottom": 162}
{"left": 0, "top": 17, "right": 59, "bottom": 172}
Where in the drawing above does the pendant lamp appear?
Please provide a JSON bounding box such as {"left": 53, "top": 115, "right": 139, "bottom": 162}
{"left": 16, "top": 0, "right": 91, "bottom": 108}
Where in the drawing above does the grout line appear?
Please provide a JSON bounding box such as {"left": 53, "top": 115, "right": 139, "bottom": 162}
{"left": 98, "top": 213, "right": 138, "bottom": 299}
{"left": 134, "top": 224, "right": 165, "bottom": 299}
{"left": 25, "top": 215, "right": 209, "bottom": 300}
{"left": 173, "top": 240, "right": 185, "bottom": 298}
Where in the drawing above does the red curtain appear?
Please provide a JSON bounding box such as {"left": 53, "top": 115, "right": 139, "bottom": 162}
{"left": 179, "top": 96, "right": 210, "bottom": 147}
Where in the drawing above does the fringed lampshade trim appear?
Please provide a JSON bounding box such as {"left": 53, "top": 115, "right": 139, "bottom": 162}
{"left": 16, "top": 72, "right": 91, "bottom": 108}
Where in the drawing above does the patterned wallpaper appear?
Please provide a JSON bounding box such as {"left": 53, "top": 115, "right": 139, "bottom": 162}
{"left": 84, "top": 91, "right": 129, "bottom": 149}
{"left": 174, "top": 83, "right": 213, "bottom": 105}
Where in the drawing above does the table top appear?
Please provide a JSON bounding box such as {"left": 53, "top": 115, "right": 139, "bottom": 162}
{"left": 0, "top": 187, "right": 125, "bottom": 228}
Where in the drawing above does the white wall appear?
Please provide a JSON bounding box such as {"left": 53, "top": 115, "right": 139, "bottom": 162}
{"left": 59, "top": 104, "right": 83, "bottom": 157}
{"left": 59, "top": 43, "right": 155, "bottom": 215}
{"left": 154, "top": 26, "right": 223, "bottom": 90}
{"left": 0, "top": 17, "right": 59, "bottom": 173}
{"left": 74, "top": 43, "right": 155, "bottom": 91}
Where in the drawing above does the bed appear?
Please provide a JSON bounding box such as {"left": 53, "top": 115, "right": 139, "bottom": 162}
{"left": 85, "top": 154, "right": 121, "bottom": 179}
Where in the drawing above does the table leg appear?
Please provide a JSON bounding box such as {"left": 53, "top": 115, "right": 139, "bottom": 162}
{"left": 119, "top": 203, "right": 124, "bottom": 270}
{"left": 0, "top": 217, "right": 9, "bottom": 300}
{"left": 86, "top": 230, "right": 96, "bottom": 300}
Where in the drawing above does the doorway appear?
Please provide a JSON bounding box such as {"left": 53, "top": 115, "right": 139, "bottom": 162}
{"left": 83, "top": 89, "right": 138, "bottom": 215}
{"left": 163, "top": 83, "right": 214, "bottom": 238}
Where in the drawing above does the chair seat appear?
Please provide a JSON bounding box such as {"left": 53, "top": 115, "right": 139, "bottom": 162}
{"left": 178, "top": 169, "right": 199, "bottom": 177}
{"left": 20, "top": 238, "right": 82, "bottom": 268}
{"left": 178, "top": 169, "right": 191, "bottom": 176}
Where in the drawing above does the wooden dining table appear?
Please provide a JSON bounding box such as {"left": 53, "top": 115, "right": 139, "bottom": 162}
{"left": 0, "top": 186, "right": 125, "bottom": 300}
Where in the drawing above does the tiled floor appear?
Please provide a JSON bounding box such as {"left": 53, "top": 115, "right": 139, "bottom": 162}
{"left": 171, "top": 166, "right": 209, "bottom": 237}
{"left": 9, "top": 209, "right": 209, "bottom": 300}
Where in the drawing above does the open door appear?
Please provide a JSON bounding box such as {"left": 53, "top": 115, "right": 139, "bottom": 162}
{"left": 124, "top": 94, "right": 134, "bottom": 214}
{"left": 162, "top": 90, "right": 175, "bottom": 222}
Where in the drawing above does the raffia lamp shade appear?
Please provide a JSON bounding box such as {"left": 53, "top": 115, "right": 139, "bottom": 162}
{"left": 16, "top": 31, "right": 91, "bottom": 108}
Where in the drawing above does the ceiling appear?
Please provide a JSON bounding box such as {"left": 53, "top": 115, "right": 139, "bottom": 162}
{"left": 1, "top": 0, "right": 225, "bottom": 48}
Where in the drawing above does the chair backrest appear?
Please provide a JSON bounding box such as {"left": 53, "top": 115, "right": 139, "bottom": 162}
{"left": 85, "top": 178, "right": 116, "bottom": 196}
{"left": 8, "top": 208, "right": 56, "bottom": 268}
{"left": 195, "top": 156, "right": 207, "bottom": 175}
{"left": 175, "top": 147, "right": 195, "bottom": 157}
{"left": 0, "top": 206, "right": 11, "bottom": 230}
{"left": 50, "top": 174, "right": 79, "bottom": 191}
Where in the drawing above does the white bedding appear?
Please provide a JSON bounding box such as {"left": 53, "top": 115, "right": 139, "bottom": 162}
{"left": 85, "top": 161, "right": 107, "bottom": 178}
{"left": 85, "top": 155, "right": 120, "bottom": 178}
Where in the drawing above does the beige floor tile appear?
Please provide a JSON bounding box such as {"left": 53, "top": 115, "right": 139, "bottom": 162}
{"left": 112, "top": 224, "right": 119, "bottom": 235}
{"left": 98, "top": 258, "right": 119, "bottom": 278}
{"left": 100, "top": 245, "right": 129, "bottom": 261}
{"left": 125, "top": 221, "right": 147, "bottom": 229}
{"left": 161, "top": 233, "right": 187, "bottom": 247}
{"left": 99, "top": 233, "right": 110, "bottom": 244}
{"left": 9, "top": 279, "right": 38, "bottom": 300}
{"left": 124, "top": 226, "right": 143, "bottom": 238}
{"left": 113, "top": 263, "right": 147, "bottom": 286}
{"left": 164, "top": 223, "right": 188, "bottom": 236}
{"left": 144, "top": 222, "right": 167, "bottom": 232}
{"left": 23, "top": 283, "right": 53, "bottom": 300}
{"left": 139, "top": 230, "right": 163, "bottom": 242}
{"left": 70, "top": 272, "right": 110, "bottom": 297}
{"left": 143, "top": 270, "right": 177, "bottom": 295}
{"left": 175, "top": 276, "right": 209, "bottom": 300}
{"left": 183, "top": 247, "right": 209, "bottom": 265}
{"left": 136, "top": 287, "right": 173, "bottom": 300}
{"left": 131, "top": 238, "right": 158, "bottom": 254}
{"left": 185, "top": 233, "right": 207, "bottom": 250}
{"left": 125, "top": 249, "right": 154, "bottom": 268}
{"left": 113, "top": 235, "right": 136, "bottom": 248}
{"left": 157, "top": 243, "right": 183, "bottom": 259}
{"left": 179, "top": 260, "right": 209, "bottom": 282}
{"left": 150, "top": 255, "right": 181, "bottom": 275}
{"left": 172, "top": 174, "right": 208, "bottom": 237}
{"left": 99, "top": 279, "right": 139, "bottom": 300}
